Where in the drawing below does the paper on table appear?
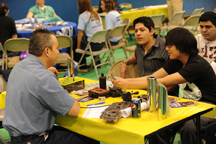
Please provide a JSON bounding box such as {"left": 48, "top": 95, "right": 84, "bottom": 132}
{"left": 82, "top": 105, "right": 109, "bottom": 118}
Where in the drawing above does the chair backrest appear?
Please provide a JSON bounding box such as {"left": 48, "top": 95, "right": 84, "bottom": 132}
{"left": 56, "top": 35, "right": 73, "bottom": 49}
{"left": 119, "top": 3, "right": 132, "bottom": 8}
{"left": 4, "top": 38, "right": 29, "bottom": 52}
{"left": 109, "top": 60, "right": 139, "bottom": 78}
{"left": 123, "top": 18, "right": 131, "bottom": 34}
{"left": 170, "top": 11, "right": 186, "bottom": 26}
{"left": 150, "top": 14, "right": 165, "bottom": 27}
{"left": 0, "top": 43, "right": 4, "bottom": 70}
{"left": 89, "top": 29, "right": 111, "bottom": 43}
{"left": 183, "top": 15, "right": 200, "bottom": 27}
{"left": 191, "top": 8, "right": 204, "bottom": 16}
{"left": 108, "top": 24, "right": 127, "bottom": 38}
{"left": 0, "top": 43, "right": 3, "bottom": 52}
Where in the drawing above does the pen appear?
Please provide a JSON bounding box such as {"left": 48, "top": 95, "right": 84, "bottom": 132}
{"left": 87, "top": 102, "right": 105, "bottom": 106}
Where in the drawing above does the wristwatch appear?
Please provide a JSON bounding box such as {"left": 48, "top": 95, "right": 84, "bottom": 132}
{"left": 121, "top": 61, "right": 128, "bottom": 65}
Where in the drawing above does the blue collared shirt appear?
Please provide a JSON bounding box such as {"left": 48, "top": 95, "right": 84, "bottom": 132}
{"left": 3, "top": 54, "right": 75, "bottom": 137}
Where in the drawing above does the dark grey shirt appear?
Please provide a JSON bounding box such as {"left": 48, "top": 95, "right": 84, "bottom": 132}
{"left": 135, "top": 35, "right": 169, "bottom": 77}
{"left": 3, "top": 54, "right": 75, "bottom": 137}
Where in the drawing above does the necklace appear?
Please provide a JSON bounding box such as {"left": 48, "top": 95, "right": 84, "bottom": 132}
{"left": 39, "top": 6, "right": 48, "bottom": 20}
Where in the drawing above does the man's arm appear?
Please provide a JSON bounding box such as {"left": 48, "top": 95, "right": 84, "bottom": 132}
{"left": 52, "top": 13, "right": 57, "bottom": 17}
{"left": 113, "top": 68, "right": 169, "bottom": 89}
{"left": 157, "top": 72, "right": 187, "bottom": 87}
{"left": 120, "top": 52, "right": 137, "bottom": 78}
{"left": 48, "top": 67, "right": 59, "bottom": 79}
{"left": 26, "top": 11, "right": 33, "bottom": 18}
{"left": 77, "top": 30, "right": 84, "bottom": 49}
{"left": 67, "top": 100, "right": 80, "bottom": 116}
{"left": 12, "top": 34, "right": 17, "bottom": 39}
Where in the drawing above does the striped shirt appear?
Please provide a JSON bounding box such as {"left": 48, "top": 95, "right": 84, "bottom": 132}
{"left": 135, "top": 35, "right": 169, "bottom": 77}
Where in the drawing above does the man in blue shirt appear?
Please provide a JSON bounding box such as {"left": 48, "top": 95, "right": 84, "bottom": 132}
{"left": 3, "top": 29, "right": 99, "bottom": 144}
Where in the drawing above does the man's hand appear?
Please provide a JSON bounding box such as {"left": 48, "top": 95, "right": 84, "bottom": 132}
{"left": 48, "top": 67, "right": 59, "bottom": 79}
{"left": 112, "top": 76, "right": 129, "bottom": 89}
{"left": 120, "top": 63, "right": 129, "bottom": 78}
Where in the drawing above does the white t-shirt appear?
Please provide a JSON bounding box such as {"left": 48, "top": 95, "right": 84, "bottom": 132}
{"left": 196, "top": 34, "right": 216, "bottom": 63}
{"left": 105, "top": 10, "right": 123, "bottom": 42}
{"left": 77, "top": 11, "right": 103, "bottom": 41}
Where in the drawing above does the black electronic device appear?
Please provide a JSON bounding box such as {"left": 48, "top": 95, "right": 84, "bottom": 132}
{"left": 88, "top": 88, "right": 110, "bottom": 98}
{"left": 109, "top": 87, "right": 123, "bottom": 97}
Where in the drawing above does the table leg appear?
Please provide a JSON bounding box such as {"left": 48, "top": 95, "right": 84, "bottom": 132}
{"left": 196, "top": 116, "right": 201, "bottom": 144}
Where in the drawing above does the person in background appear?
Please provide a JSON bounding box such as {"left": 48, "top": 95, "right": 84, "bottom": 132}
{"left": 0, "top": 3, "right": 17, "bottom": 58}
{"left": 196, "top": 11, "right": 216, "bottom": 63}
{"left": 120, "top": 17, "right": 169, "bottom": 78}
{"left": 112, "top": 27, "right": 216, "bottom": 144}
{"left": 100, "top": 0, "right": 122, "bottom": 46}
{"left": 97, "top": 0, "right": 119, "bottom": 13}
{"left": 167, "top": 0, "right": 183, "bottom": 21}
{"left": 178, "top": 11, "right": 216, "bottom": 113}
{"left": 3, "top": 29, "right": 99, "bottom": 144}
{"left": 26, "top": 0, "right": 63, "bottom": 21}
{"left": 73, "top": 0, "right": 104, "bottom": 73}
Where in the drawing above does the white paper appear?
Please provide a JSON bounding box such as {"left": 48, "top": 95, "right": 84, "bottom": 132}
{"left": 121, "top": 102, "right": 149, "bottom": 118}
{"left": 82, "top": 105, "right": 109, "bottom": 118}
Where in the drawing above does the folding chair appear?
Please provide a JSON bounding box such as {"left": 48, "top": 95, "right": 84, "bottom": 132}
{"left": 107, "top": 24, "right": 128, "bottom": 63}
{"left": 122, "top": 18, "right": 131, "bottom": 47}
{"left": 108, "top": 60, "right": 139, "bottom": 78}
{"left": 183, "top": 15, "right": 200, "bottom": 33}
{"left": 150, "top": 14, "right": 165, "bottom": 36}
{"left": 119, "top": 3, "right": 133, "bottom": 9}
{"left": 191, "top": 8, "right": 204, "bottom": 16}
{"left": 4, "top": 38, "right": 29, "bottom": 69}
{"left": 124, "top": 45, "right": 136, "bottom": 56}
{"left": 0, "top": 43, "right": 5, "bottom": 70}
{"left": 150, "top": 14, "right": 165, "bottom": 28}
{"left": 161, "top": 11, "right": 186, "bottom": 37}
{"left": 0, "top": 108, "right": 10, "bottom": 144}
{"left": 75, "top": 29, "right": 112, "bottom": 79}
{"left": 55, "top": 35, "right": 73, "bottom": 67}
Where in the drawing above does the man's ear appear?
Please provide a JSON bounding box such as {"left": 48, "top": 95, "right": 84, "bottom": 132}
{"left": 151, "top": 28, "right": 155, "bottom": 35}
{"left": 44, "top": 47, "right": 50, "bottom": 57}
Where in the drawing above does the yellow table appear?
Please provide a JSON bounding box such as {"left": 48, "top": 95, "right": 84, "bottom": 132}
{"left": 1, "top": 77, "right": 215, "bottom": 144}
{"left": 99, "top": 4, "right": 168, "bottom": 28}
{"left": 55, "top": 77, "right": 216, "bottom": 144}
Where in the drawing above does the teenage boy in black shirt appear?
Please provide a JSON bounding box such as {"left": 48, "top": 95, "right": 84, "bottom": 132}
{"left": 112, "top": 27, "right": 216, "bottom": 144}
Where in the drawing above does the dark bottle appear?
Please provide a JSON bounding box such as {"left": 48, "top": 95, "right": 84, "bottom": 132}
{"left": 99, "top": 73, "right": 106, "bottom": 90}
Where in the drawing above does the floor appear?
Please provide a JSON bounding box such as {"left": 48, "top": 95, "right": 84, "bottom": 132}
{"left": 0, "top": 33, "right": 182, "bottom": 144}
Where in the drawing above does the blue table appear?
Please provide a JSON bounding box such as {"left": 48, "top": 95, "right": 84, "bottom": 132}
{"left": 17, "top": 21, "right": 78, "bottom": 60}
{"left": 17, "top": 21, "right": 78, "bottom": 38}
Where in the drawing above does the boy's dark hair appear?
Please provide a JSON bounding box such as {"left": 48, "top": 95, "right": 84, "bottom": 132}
{"left": 199, "top": 11, "right": 216, "bottom": 27}
{"left": 165, "top": 27, "right": 198, "bottom": 56}
{"left": 0, "top": 3, "right": 8, "bottom": 17}
{"left": 133, "top": 16, "right": 156, "bottom": 37}
{"left": 29, "top": 29, "right": 55, "bottom": 57}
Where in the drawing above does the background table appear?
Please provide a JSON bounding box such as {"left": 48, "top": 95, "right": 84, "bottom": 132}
{"left": 17, "top": 21, "right": 78, "bottom": 39}
{"left": 99, "top": 4, "right": 168, "bottom": 28}
{"left": 55, "top": 77, "right": 216, "bottom": 144}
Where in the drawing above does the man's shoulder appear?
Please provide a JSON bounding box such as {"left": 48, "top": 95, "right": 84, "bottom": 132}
{"left": 45, "top": 5, "right": 54, "bottom": 10}
{"left": 29, "top": 5, "right": 38, "bottom": 11}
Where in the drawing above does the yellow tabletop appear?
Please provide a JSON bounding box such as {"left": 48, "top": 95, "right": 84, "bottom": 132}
{"left": 55, "top": 77, "right": 216, "bottom": 144}
{"left": 1, "top": 76, "right": 215, "bottom": 144}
